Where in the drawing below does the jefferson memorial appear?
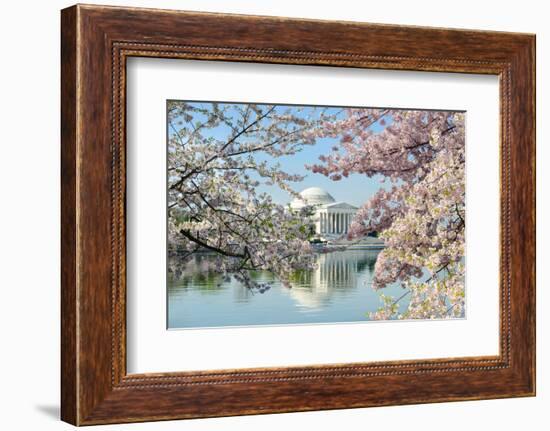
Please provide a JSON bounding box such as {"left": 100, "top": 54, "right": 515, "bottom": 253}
{"left": 290, "top": 187, "right": 358, "bottom": 239}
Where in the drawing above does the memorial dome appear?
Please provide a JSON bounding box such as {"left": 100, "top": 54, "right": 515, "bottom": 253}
{"left": 290, "top": 187, "right": 335, "bottom": 209}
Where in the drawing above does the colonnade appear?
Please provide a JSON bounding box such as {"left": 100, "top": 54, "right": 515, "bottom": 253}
{"left": 318, "top": 212, "right": 353, "bottom": 235}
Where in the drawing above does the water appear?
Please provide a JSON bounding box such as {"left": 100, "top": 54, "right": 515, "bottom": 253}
{"left": 167, "top": 249, "right": 413, "bottom": 329}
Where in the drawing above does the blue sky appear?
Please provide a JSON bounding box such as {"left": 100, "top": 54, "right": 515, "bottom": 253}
{"left": 169, "top": 101, "right": 390, "bottom": 208}
{"left": 254, "top": 135, "right": 385, "bottom": 208}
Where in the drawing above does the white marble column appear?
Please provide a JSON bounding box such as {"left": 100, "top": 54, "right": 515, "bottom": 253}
{"left": 344, "top": 213, "right": 348, "bottom": 233}
{"left": 343, "top": 213, "right": 346, "bottom": 233}
{"left": 343, "top": 213, "right": 347, "bottom": 234}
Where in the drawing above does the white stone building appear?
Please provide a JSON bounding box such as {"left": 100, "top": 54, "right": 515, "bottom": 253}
{"left": 290, "top": 187, "right": 358, "bottom": 240}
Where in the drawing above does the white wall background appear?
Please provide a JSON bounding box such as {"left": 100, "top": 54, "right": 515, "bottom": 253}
{"left": 0, "top": 1, "right": 546, "bottom": 429}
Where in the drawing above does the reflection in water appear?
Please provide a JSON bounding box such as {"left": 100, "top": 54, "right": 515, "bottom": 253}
{"left": 285, "top": 250, "right": 375, "bottom": 310}
{"left": 168, "top": 249, "right": 408, "bottom": 329}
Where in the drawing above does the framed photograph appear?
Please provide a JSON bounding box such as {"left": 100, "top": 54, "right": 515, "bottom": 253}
{"left": 61, "top": 4, "right": 536, "bottom": 425}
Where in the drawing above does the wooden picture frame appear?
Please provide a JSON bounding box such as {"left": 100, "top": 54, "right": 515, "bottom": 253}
{"left": 61, "top": 4, "right": 535, "bottom": 425}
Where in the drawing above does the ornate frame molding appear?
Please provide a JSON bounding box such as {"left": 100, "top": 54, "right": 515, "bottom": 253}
{"left": 61, "top": 5, "right": 535, "bottom": 425}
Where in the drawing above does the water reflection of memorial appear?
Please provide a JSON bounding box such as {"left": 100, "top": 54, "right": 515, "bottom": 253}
{"left": 168, "top": 249, "right": 379, "bottom": 307}
{"left": 284, "top": 249, "right": 378, "bottom": 310}
{"left": 166, "top": 248, "right": 411, "bottom": 328}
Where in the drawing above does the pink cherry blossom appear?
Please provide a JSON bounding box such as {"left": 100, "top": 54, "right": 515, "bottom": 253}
{"left": 309, "top": 109, "right": 466, "bottom": 319}
{"left": 167, "top": 101, "right": 331, "bottom": 290}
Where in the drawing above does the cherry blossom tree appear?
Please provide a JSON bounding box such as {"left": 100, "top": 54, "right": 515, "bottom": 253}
{"left": 167, "top": 101, "right": 329, "bottom": 290}
{"left": 308, "top": 109, "right": 466, "bottom": 320}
